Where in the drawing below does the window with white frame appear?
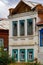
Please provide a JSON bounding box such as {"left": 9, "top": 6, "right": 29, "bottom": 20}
{"left": 0, "top": 38, "right": 4, "bottom": 48}
{"left": 19, "top": 20, "right": 25, "bottom": 36}
{"left": 13, "top": 21, "right": 17, "bottom": 36}
{"left": 12, "top": 18, "right": 33, "bottom": 36}
{"left": 27, "top": 19, "right": 33, "bottom": 35}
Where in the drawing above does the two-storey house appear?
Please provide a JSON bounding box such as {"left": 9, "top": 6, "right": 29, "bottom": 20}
{"left": 8, "top": 0, "right": 39, "bottom": 62}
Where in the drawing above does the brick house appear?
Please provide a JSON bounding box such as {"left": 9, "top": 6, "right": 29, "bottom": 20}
{"left": 0, "top": 19, "right": 9, "bottom": 51}
{"left": 0, "top": 29, "right": 9, "bottom": 51}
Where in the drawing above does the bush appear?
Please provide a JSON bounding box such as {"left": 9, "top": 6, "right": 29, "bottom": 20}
{"left": 0, "top": 47, "right": 14, "bottom": 65}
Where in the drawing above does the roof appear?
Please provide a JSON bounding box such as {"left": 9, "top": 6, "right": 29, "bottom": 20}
{"left": 0, "top": 18, "right": 7, "bottom": 21}
{"left": 9, "top": 0, "right": 38, "bottom": 15}
{"left": 37, "top": 21, "right": 43, "bottom": 26}
{"left": 21, "top": 0, "right": 38, "bottom": 9}
{"left": 0, "top": 19, "right": 9, "bottom": 30}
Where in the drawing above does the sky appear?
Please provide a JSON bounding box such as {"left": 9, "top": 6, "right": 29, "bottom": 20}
{"left": 0, "top": 0, "right": 43, "bottom": 18}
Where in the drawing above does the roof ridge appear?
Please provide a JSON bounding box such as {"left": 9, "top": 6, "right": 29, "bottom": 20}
{"left": 22, "top": 0, "right": 42, "bottom": 5}
{"left": 23, "top": 0, "right": 36, "bottom": 6}
{"left": 28, "top": 1, "right": 36, "bottom": 6}
{"left": 28, "top": 1, "right": 40, "bottom": 4}
{"left": 21, "top": 0, "right": 37, "bottom": 8}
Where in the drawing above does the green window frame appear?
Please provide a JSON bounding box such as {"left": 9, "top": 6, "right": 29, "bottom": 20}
{"left": 27, "top": 49, "right": 34, "bottom": 62}
{"left": 12, "top": 49, "right": 18, "bottom": 61}
{"left": 19, "top": 20, "right": 25, "bottom": 36}
{"left": 20, "top": 49, "right": 25, "bottom": 62}
{"left": 12, "top": 21, "right": 17, "bottom": 36}
{"left": 27, "top": 19, "right": 33, "bottom": 35}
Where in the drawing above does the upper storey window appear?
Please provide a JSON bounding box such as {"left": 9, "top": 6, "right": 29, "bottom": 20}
{"left": 27, "top": 19, "right": 33, "bottom": 35}
{"left": 20, "top": 20, "right": 25, "bottom": 36}
{"left": 12, "top": 18, "right": 33, "bottom": 36}
{"left": 13, "top": 21, "right": 17, "bottom": 36}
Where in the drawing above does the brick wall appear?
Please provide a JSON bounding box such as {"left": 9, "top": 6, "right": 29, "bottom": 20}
{"left": 0, "top": 29, "right": 9, "bottom": 50}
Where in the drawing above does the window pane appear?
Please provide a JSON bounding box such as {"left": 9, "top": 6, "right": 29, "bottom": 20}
{"left": 27, "top": 19, "right": 33, "bottom": 35}
{"left": 12, "top": 49, "right": 18, "bottom": 61}
{"left": 0, "top": 38, "right": 4, "bottom": 47}
{"left": 28, "top": 52, "right": 33, "bottom": 60}
{"left": 13, "top": 21, "right": 17, "bottom": 36}
{"left": 27, "top": 49, "right": 33, "bottom": 61}
{"left": 29, "top": 52, "right": 33, "bottom": 60}
{"left": 20, "top": 20, "right": 25, "bottom": 36}
{"left": 20, "top": 49, "right": 25, "bottom": 61}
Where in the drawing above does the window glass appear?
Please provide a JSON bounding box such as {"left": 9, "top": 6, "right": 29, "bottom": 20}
{"left": 12, "top": 49, "right": 18, "bottom": 61}
{"left": 40, "top": 30, "right": 43, "bottom": 46}
{"left": 13, "top": 21, "right": 17, "bottom": 36}
{"left": 0, "top": 38, "right": 4, "bottom": 47}
{"left": 27, "top": 49, "right": 33, "bottom": 61}
{"left": 20, "top": 20, "right": 25, "bottom": 36}
{"left": 28, "top": 52, "right": 33, "bottom": 60}
{"left": 27, "top": 19, "right": 33, "bottom": 35}
{"left": 20, "top": 49, "right": 25, "bottom": 61}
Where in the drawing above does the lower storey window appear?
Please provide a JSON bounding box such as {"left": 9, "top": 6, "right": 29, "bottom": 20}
{"left": 12, "top": 49, "right": 18, "bottom": 61}
{"left": 27, "top": 49, "right": 34, "bottom": 61}
{"left": 12, "top": 49, "right": 34, "bottom": 62}
{"left": 20, "top": 49, "right": 25, "bottom": 61}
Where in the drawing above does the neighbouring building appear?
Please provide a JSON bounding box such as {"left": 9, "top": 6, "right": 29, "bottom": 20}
{"left": 0, "top": 19, "right": 9, "bottom": 51}
{"left": 0, "top": 29, "right": 9, "bottom": 51}
{"left": 36, "top": 12, "right": 43, "bottom": 63}
{"left": 8, "top": 0, "right": 39, "bottom": 62}
{"left": 33, "top": 4, "right": 43, "bottom": 63}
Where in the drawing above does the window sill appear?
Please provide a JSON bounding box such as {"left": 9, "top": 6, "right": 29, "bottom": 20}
{"left": 12, "top": 35, "right": 34, "bottom": 38}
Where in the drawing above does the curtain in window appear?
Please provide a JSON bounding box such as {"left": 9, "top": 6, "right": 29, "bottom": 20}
{"left": 20, "top": 49, "right": 25, "bottom": 61}
{"left": 27, "top": 49, "right": 34, "bottom": 61}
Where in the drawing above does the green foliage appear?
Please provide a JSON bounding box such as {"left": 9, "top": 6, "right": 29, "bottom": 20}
{"left": 0, "top": 47, "right": 14, "bottom": 65}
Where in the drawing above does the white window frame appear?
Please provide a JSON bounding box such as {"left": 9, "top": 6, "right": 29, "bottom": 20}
{"left": 0, "top": 38, "right": 4, "bottom": 47}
